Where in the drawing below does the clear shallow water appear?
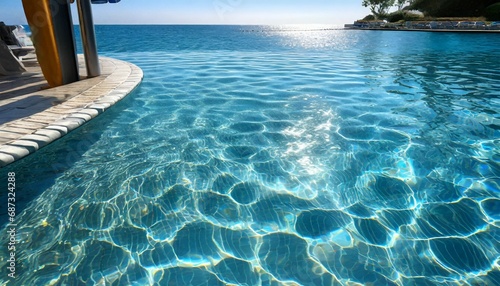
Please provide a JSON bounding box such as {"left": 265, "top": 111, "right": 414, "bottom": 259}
{"left": 1, "top": 25, "right": 500, "bottom": 285}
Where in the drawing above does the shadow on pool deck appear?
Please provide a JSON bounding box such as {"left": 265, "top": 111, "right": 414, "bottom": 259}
{"left": 0, "top": 95, "right": 59, "bottom": 125}
{"left": 0, "top": 55, "right": 143, "bottom": 167}
{"left": 0, "top": 71, "right": 48, "bottom": 99}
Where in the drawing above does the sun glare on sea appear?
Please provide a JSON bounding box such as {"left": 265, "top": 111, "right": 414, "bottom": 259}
{"left": 268, "top": 24, "right": 350, "bottom": 49}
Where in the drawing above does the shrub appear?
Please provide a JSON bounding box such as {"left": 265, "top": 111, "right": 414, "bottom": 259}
{"left": 484, "top": 2, "right": 500, "bottom": 20}
{"left": 363, "top": 14, "right": 376, "bottom": 21}
{"left": 404, "top": 10, "right": 425, "bottom": 21}
{"left": 387, "top": 11, "right": 405, "bottom": 22}
{"left": 378, "top": 13, "right": 390, "bottom": 20}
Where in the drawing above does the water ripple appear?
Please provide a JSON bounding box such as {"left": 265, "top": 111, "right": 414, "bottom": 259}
{"left": 2, "top": 28, "right": 500, "bottom": 285}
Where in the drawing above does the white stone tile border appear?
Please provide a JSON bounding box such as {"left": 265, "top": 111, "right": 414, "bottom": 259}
{"left": 0, "top": 57, "right": 143, "bottom": 167}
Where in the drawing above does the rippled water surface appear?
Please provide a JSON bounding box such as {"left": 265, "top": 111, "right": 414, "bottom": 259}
{"left": 1, "top": 25, "right": 500, "bottom": 285}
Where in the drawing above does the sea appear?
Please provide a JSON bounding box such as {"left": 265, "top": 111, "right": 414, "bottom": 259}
{"left": 1, "top": 25, "right": 500, "bottom": 285}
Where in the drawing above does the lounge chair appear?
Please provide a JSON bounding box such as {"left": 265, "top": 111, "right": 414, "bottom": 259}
{"left": 0, "top": 22, "right": 34, "bottom": 59}
{"left": 0, "top": 39, "right": 27, "bottom": 76}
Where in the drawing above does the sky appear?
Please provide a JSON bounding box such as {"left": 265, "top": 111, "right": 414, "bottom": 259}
{"left": 1, "top": 0, "right": 370, "bottom": 26}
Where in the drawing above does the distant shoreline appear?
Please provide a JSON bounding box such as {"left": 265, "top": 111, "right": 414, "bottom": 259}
{"left": 344, "top": 20, "right": 500, "bottom": 33}
{"left": 344, "top": 27, "right": 500, "bottom": 33}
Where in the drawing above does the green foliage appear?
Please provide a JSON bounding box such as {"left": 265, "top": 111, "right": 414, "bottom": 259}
{"left": 362, "top": 0, "right": 395, "bottom": 18}
{"left": 360, "top": 0, "right": 500, "bottom": 20}
{"left": 386, "top": 11, "right": 405, "bottom": 22}
{"left": 363, "top": 14, "right": 376, "bottom": 21}
{"left": 395, "top": 0, "right": 409, "bottom": 10}
{"left": 409, "top": 0, "right": 498, "bottom": 17}
{"left": 386, "top": 10, "right": 424, "bottom": 22}
{"left": 403, "top": 12, "right": 424, "bottom": 21}
{"left": 484, "top": 2, "right": 500, "bottom": 20}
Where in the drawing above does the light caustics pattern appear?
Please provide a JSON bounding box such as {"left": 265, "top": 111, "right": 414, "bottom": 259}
{"left": 0, "top": 26, "right": 499, "bottom": 285}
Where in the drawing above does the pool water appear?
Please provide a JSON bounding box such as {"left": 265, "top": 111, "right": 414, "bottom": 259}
{"left": 1, "top": 25, "right": 500, "bottom": 285}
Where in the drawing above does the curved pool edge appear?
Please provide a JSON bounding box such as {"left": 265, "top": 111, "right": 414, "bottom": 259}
{"left": 0, "top": 56, "right": 143, "bottom": 167}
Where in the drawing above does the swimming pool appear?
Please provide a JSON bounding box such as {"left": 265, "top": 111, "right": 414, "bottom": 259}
{"left": 1, "top": 25, "right": 499, "bottom": 285}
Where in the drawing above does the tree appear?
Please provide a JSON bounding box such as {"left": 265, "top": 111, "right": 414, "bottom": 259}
{"left": 409, "top": 0, "right": 498, "bottom": 17}
{"left": 362, "top": 0, "right": 396, "bottom": 19}
{"left": 395, "top": 0, "right": 409, "bottom": 11}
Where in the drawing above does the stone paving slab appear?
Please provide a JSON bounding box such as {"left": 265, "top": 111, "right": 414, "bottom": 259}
{"left": 0, "top": 56, "right": 143, "bottom": 167}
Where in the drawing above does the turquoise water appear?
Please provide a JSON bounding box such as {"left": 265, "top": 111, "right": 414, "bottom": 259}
{"left": 1, "top": 25, "right": 500, "bottom": 285}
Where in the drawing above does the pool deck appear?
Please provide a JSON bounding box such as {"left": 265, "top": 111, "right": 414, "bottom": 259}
{"left": 0, "top": 55, "right": 143, "bottom": 167}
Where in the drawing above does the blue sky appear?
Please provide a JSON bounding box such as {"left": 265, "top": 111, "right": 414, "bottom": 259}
{"left": 1, "top": 1, "right": 370, "bottom": 25}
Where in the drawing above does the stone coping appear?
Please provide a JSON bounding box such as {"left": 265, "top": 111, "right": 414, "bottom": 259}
{"left": 0, "top": 56, "right": 143, "bottom": 167}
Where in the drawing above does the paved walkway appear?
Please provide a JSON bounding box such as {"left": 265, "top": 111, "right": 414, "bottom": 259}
{"left": 0, "top": 55, "right": 143, "bottom": 167}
